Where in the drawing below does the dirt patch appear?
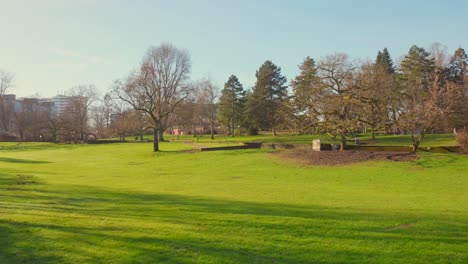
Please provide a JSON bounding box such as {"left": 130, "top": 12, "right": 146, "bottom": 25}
{"left": 272, "top": 149, "right": 417, "bottom": 166}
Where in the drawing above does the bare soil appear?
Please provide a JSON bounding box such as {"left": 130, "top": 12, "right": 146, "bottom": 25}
{"left": 273, "top": 149, "right": 417, "bottom": 166}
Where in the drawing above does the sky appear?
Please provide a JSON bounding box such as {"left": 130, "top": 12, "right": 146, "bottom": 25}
{"left": 1, "top": 0, "right": 467, "bottom": 98}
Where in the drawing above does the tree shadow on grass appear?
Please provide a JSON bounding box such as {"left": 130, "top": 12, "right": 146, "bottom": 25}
{"left": 0, "top": 224, "right": 68, "bottom": 264}
{"left": 1, "top": 183, "right": 467, "bottom": 263}
{"left": 0, "top": 157, "right": 51, "bottom": 164}
{"left": 0, "top": 143, "right": 80, "bottom": 152}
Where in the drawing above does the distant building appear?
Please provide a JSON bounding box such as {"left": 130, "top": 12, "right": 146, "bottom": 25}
{"left": 0, "top": 93, "right": 88, "bottom": 141}
{"left": 109, "top": 113, "right": 122, "bottom": 125}
{"left": 38, "top": 95, "right": 86, "bottom": 116}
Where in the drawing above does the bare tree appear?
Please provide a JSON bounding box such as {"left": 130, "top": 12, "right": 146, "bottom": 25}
{"left": 0, "top": 70, "right": 15, "bottom": 132}
{"left": 89, "top": 92, "right": 118, "bottom": 139}
{"left": 355, "top": 63, "right": 396, "bottom": 140}
{"left": 42, "top": 108, "right": 62, "bottom": 143}
{"left": 196, "top": 79, "right": 219, "bottom": 140}
{"left": 90, "top": 105, "right": 109, "bottom": 138}
{"left": 429, "top": 42, "right": 450, "bottom": 68}
{"left": 110, "top": 110, "right": 136, "bottom": 141}
{"left": 63, "top": 85, "right": 98, "bottom": 142}
{"left": 113, "top": 43, "right": 191, "bottom": 152}
{"left": 397, "top": 45, "right": 467, "bottom": 151}
{"left": 317, "top": 53, "right": 357, "bottom": 150}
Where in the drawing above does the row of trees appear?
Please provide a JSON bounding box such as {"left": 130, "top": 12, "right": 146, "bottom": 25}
{"left": 2, "top": 43, "right": 466, "bottom": 152}
{"left": 215, "top": 45, "right": 467, "bottom": 151}
{"left": 106, "top": 43, "right": 467, "bottom": 152}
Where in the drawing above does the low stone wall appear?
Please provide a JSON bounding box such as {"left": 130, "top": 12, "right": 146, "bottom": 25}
{"left": 87, "top": 140, "right": 128, "bottom": 144}
{"left": 200, "top": 142, "right": 262, "bottom": 151}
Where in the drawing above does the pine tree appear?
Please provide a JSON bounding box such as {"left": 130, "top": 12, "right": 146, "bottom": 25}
{"left": 398, "top": 45, "right": 434, "bottom": 89}
{"left": 375, "top": 51, "right": 383, "bottom": 66}
{"left": 397, "top": 45, "right": 436, "bottom": 152}
{"left": 248, "top": 60, "right": 288, "bottom": 135}
{"left": 375, "top": 48, "right": 395, "bottom": 74}
{"left": 243, "top": 90, "right": 258, "bottom": 135}
{"left": 218, "top": 75, "right": 245, "bottom": 136}
{"left": 448, "top": 47, "right": 468, "bottom": 84}
{"left": 290, "top": 57, "right": 320, "bottom": 133}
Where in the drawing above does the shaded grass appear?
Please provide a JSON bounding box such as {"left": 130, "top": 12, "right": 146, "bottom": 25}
{"left": 0, "top": 142, "right": 467, "bottom": 263}
{"left": 0, "top": 157, "right": 51, "bottom": 164}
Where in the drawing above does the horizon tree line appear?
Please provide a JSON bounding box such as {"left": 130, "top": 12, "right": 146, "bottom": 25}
{"left": 1, "top": 42, "right": 466, "bottom": 152}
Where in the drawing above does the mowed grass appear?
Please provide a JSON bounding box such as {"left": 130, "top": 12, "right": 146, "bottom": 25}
{"left": 149, "top": 133, "right": 457, "bottom": 147}
{"left": 0, "top": 142, "right": 467, "bottom": 263}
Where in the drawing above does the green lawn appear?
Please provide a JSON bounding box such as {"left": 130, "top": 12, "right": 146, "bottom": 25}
{"left": 0, "top": 142, "right": 467, "bottom": 263}
{"left": 145, "top": 133, "right": 457, "bottom": 147}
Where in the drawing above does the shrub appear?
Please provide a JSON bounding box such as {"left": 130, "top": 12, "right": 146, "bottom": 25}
{"left": 247, "top": 127, "right": 258, "bottom": 136}
{"left": 456, "top": 128, "right": 468, "bottom": 153}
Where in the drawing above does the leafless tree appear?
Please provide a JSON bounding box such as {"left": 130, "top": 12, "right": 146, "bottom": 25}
{"left": 355, "top": 63, "right": 396, "bottom": 140}
{"left": 398, "top": 46, "right": 467, "bottom": 152}
{"left": 113, "top": 43, "right": 192, "bottom": 152}
{"left": 317, "top": 53, "right": 357, "bottom": 150}
{"left": 0, "top": 70, "right": 15, "bottom": 132}
{"left": 430, "top": 42, "right": 450, "bottom": 68}
{"left": 63, "top": 85, "right": 98, "bottom": 142}
{"left": 90, "top": 105, "right": 109, "bottom": 138}
{"left": 89, "top": 92, "right": 118, "bottom": 138}
{"left": 195, "top": 79, "right": 219, "bottom": 140}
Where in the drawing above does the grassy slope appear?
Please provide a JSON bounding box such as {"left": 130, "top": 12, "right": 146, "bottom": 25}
{"left": 0, "top": 142, "right": 467, "bottom": 263}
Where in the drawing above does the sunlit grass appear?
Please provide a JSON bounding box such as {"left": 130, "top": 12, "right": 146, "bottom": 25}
{"left": 170, "top": 133, "right": 457, "bottom": 147}
{"left": 0, "top": 141, "right": 466, "bottom": 263}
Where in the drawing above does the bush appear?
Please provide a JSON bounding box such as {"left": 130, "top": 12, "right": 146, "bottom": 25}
{"left": 247, "top": 127, "right": 258, "bottom": 136}
{"left": 456, "top": 129, "right": 468, "bottom": 153}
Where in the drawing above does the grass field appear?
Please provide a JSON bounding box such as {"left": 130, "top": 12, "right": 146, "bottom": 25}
{"left": 0, "top": 139, "right": 467, "bottom": 263}
{"left": 140, "top": 133, "right": 458, "bottom": 147}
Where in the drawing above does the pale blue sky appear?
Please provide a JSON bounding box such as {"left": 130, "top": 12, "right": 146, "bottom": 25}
{"left": 1, "top": 0, "right": 467, "bottom": 97}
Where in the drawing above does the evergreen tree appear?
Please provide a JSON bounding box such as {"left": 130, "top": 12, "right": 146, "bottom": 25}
{"left": 375, "top": 48, "right": 395, "bottom": 74}
{"left": 248, "top": 60, "right": 288, "bottom": 135}
{"left": 448, "top": 47, "right": 468, "bottom": 84}
{"left": 397, "top": 45, "right": 436, "bottom": 152}
{"left": 243, "top": 90, "right": 258, "bottom": 135}
{"left": 218, "top": 75, "right": 245, "bottom": 136}
{"left": 375, "top": 51, "right": 382, "bottom": 66}
{"left": 290, "top": 57, "right": 321, "bottom": 133}
{"left": 398, "top": 45, "right": 434, "bottom": 90}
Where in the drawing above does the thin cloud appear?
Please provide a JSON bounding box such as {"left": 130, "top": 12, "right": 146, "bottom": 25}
{"left": 49, "top": 48, "right": 112, "bottom": 70}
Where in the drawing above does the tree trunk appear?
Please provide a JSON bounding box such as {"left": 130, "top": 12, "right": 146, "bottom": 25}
{"left": 232, "top": 109, "right": 235, "bottom": 137}
{"left": 411, "top": 132, "right": 424, "bottom": 153}
{"left": 210, "top": 121, "right": 214, "bottom": 140}
{"left": 153, "top": 128, "right": 159, "bottom": 152}
{"left": 158, "top": 127, "right": 165, "bottom": 142}
{"left": 371, "top": 126, "right": 375, "bottom": 140}
{"left": 340, "top": 132, "right": 347, "bottom": 151}
{"left": 412, "top": 142, "right": 419, "bottom": 153}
